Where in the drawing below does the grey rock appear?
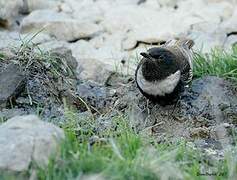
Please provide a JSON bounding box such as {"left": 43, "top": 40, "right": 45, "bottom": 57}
{"left": 76, "top": 56, "right": 114, "bottom": 84}
{"left": 21, "top": 0, "right": 63, "bottom": 14}
{"left": 21, "top": 10, "right": 102, "bottom": 41}
{"left": 80, "top": 174, "right": 105, "bottom": 180}
{"left": 224, "top": 35, "right": 237, "bottom": 50}
{"left": 69, "top": 40, "right": 119, "bottom": 84}
{"left": 95, "top": 116, "right": 113, "bottom": 134}
{"left": 0, "top": 0, "right": 23, "bottom": 27}
{"left": 0, "top": 31, "right": 21, "bottom": 49}
{"left": 188, "top": 22, "right": 227, "bottom": 53}
{"left": 221, "top": 7, "right": 237, "bottom": 35}
{"left": 77, "top": 81, "right": 111, "bottom": 110}
{"left": 0, "top": 115, "right": 64, "bottom": 171}
{"left": 0, "top": 108, "right": 27, "bottom": 122}
{"left": 50, "top": 47, "right": 78, "bottom": 78}
{"left": 209, "top": 123, "right": 233, "bottom": 147}
{"left": 182, "top": 76, "right": 237, "bottom": 123}
{"left": 0, "top": 63, "right": 26, "bottom": 108}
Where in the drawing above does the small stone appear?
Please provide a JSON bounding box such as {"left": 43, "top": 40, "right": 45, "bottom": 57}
{"left": 15, "top": 97, "right": 31, "bottom": 105}
{"left": 89, "top": 136, "right": 107, "bottom": 146}
{"left": 0, "top": 63, "right": 26, "bottom": 108}
{"left": 77, "top": 81, "right": 111, "bottom": 110}
{"left": 190, "top": 127, "right": 210, "bottom": 138}
{"left": 210, "top": 123, "right": 232, "bottom": 140}
{"left": 95, "top": 116, "right": 113, "bottom": 133}
{"left": 80, "top": 174, "right": 105, "bottom": 180}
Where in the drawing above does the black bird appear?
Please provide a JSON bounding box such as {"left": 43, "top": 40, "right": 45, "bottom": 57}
{"left": 135, "top": 39, "right": 194, "bottom": 105}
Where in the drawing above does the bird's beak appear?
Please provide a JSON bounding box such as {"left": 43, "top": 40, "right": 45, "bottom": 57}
{"left": 140, "top": 52, "right": 152, "bottom": 59}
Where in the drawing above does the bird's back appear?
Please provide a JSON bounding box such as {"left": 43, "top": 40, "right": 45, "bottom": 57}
{"left": 162, "top": 39, "right": 194, "bottom": 84}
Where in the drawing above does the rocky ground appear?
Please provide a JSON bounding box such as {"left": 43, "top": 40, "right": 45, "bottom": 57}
{"left": 1, "top": 0, "right": 237, "bottom": 177}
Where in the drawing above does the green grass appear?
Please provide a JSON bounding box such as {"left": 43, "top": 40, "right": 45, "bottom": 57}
{"left": 27, "top": 112, "right": 232, "bottom": 180}
{"left": 0, "top": 53, "right": 4, "bottom": 61}
{"left": 193, "top": 45, "right": 237, "bottom": 83}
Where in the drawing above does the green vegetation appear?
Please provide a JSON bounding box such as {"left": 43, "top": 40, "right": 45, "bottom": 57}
{"left": 1, "top": 41, "right": 237, "bottom": 179}
{"left": 33, "top": 112, "right": 234, "bottom": 180}
{"left": 32, "top": 46, "right": 237, "bottom": 180}
{"left": 194, "top": 45, "right": 237, "bottom": 83}
{"left": 0, "top": 53, "right": 4, "bottom": 61}
{"left": 0, "top": 32, "right": 76, "bottom": 107}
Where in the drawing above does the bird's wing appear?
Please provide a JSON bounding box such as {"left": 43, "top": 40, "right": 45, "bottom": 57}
{"left": 167, "top": 46, "right": 193, "bottom": 84}
{"left": 164, "top": 39, "right": 194, "bottom": 49}
{"left": 180, "top": 62, "right": 193, "bottom": 84}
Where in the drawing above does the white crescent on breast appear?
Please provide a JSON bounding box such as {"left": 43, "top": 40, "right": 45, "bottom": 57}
{"left": 136, "top": 66, "right": 181, "bottom": 96}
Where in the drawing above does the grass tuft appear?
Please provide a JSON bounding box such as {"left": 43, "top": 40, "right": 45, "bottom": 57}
{"left": 0, "top": 53, "right": 4, "bottom": 61}
{"left": 193, "top": 45, "right": 237, "bottom": 83}
{"left": 0, "top": 32, "right": 76, "bottom": 105}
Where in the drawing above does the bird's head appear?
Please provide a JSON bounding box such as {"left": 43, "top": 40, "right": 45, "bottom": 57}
{"left": 140, "top": 47, "right": 179, "bottom": 81}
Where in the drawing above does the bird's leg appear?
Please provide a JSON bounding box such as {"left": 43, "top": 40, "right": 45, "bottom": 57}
{"left": 172, "top": 98, "right": 180, "bottom": 114}
{"left": 168, "top": 96, "right": 181, "bottom": 120}
{"left": 146, "top": 99, "right": 151, "bottom": 115}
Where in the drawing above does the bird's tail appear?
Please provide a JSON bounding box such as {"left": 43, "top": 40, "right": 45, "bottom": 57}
{"left": 178, "top": 39, "right": 194, "bottom": 49}
{"left": 165, "top": 38, "right": 194, "bottom": 49}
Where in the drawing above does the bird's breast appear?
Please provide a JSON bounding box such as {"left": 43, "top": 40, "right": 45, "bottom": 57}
{"left": 136, "top": 66, "right": 181, "bottom": 96}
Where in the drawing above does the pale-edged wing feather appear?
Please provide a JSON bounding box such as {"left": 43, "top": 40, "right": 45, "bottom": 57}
{"left": 166, "top": 45, "right": 193, "bottom": 84}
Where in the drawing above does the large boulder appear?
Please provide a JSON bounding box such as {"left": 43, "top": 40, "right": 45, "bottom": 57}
{"left": 0, "top": 115, "right": 64, "bottom": 171}
{"left": 21, "top": 10, "right": 102, "bottom": 41}
{"left": 69, "top": 40, "right": 116, "bottom": 84}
